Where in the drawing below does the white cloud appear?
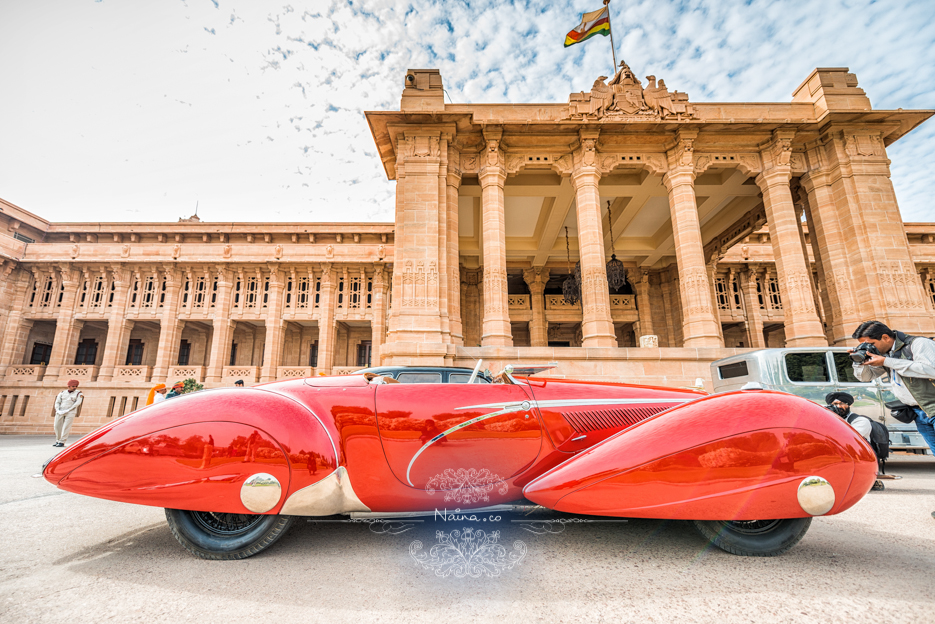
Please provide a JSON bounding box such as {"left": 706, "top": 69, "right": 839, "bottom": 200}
{"left": 0, "top": 0, "right": 932, "bottom": 223}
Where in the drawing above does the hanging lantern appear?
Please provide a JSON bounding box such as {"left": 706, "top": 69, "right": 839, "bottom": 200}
{"left": 562, "top": 227, "right": 580, "bottom": 305}
{"left": 606, "top": 254, "right": 627, "bottom": 291}
{"left": 605, "top": 201, "right": 628, "bottom": 291}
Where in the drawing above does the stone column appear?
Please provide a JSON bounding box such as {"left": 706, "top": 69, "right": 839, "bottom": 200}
{"left": 317, "top": 263, "right": 337, "bottom": 374}
{"left": 151, "top": 268, "right": 183, "bottom": 382}
{"left": 478, "top": 128, "right": 512, "bottom": 346}
{"left": 446, "top": 147, "right": 464, "bottom": 345}
{"left": 791, "top": 69, "right": 933, "bottom": 335}
{"left": 662, "top": 131, "right": 723, "bottom": 347}
{"left": 204, "top": 270, "right": 234, "bottom": 383}
{"left": 800, "top": 165, "right": 862, "bottom": 345}
{"left": 44, "top": 267, "right": 81, "bottom": 381}
{"left": 206, "top": 319, "right": 234, "bottom": 382}
{"left": 740, "top": 265, "right": 766, "bottom": 348}
{"left": 462, "top": 269, "right": 481, "bottom": 347}
{"left": 97, "top": 268, "right": 133, "bottom": 381}
{"left": 260, "top": 269, "right": 286, "bottom": 382}
{"left": 756, "top": 130, "right": 826, "bottom": 346}
{"left": 635, "top": 270, "right": 654, "bottom": 341}
{"left": 370, "top": 265, "right": 388, "bottom": 366}
{"left": 523, "top": 267, "right": 550, "bottom": 347}
{"left": 0, "top": 268, "right": 35, "bottom": 375}
{"left": 661, "top": 270, "right": 680, "bottom": 348}
{"left": 153, "top": 320, "right": 185, "bottom": 383}
{"left": 570, "top": 130, "right": 616, "bottom": 347}
{"left": 706, "top": 259, "right": 725, "bottom": 344}
{"left": 382, "top": 128, "right": 450, "bottom": 364}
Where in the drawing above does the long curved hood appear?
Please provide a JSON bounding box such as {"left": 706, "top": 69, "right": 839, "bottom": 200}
{"left": 523, "top": 390, "right": 877, "bottom": 521}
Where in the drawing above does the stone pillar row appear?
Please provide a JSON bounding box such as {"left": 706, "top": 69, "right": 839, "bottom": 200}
{"left": 0, "top": 262, "right": 388, "bottom": 384}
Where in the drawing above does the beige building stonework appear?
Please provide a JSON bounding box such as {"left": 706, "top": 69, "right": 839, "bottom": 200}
{"left": 3, "top": 65, "right": 935, "bottom": 436}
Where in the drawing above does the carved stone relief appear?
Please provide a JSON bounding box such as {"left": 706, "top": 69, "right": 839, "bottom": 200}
{"left": 564, "top": 62, "right": 696, "bottom": 121}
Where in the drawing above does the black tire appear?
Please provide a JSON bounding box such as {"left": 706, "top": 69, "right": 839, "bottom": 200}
{"left": 165, "top": 509, "right": 293, "bottom": 560}
{"left": 692, "top": 517, "right": 812, "bottom": 557}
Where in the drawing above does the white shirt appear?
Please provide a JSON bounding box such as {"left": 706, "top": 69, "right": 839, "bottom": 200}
{"left": 846, "top": 415, "right": 873, "bottom": 442}
{"left": 54, "top": 389, "right": 83, "bottom": 416}
{"left": 153, "top": 392, "right": 166, "bottom": 404}
{"left": 853, "top": 336, "right": 935, "bottom": 407}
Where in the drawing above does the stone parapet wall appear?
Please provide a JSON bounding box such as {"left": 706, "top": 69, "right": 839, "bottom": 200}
{"left": 454, "top": 346, "right": 749, "bottom": 392}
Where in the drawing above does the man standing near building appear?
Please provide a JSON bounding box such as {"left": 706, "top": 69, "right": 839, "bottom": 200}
{"left": 53, "top": 380, "right": 83, "bottom": 447}
{"left": 851, "top": 320, "right": 935, "bottom": 456}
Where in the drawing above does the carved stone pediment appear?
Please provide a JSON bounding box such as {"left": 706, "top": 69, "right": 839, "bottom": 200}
{"left": 565, "top": 61, "right": 696, "bottom": 122}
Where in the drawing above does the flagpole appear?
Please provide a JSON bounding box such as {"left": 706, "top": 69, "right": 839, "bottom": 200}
{"left": 604, "top": 0, "right": 618, "bottom": 73}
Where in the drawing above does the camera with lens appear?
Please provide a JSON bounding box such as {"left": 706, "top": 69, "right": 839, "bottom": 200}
{"left": 850, "top": 341, "right": 881, "bottom": 364}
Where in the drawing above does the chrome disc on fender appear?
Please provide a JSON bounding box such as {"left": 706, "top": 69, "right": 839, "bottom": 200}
{"left": 796, "top": 476, "right": 835, "bottom": 516}
{"left": 240, "top": 473, "right": 282, "bottom": 513}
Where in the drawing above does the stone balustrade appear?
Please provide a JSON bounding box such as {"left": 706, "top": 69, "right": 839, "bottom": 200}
{"left": 332, "top": 366, "right": 359, "bottom": 375}
{"left": 168, "top": 366, "right": 206, "bottom": 382}
{"left": 544, "top": 295, "right": 581, "bottom": 310}
{"left": 114, "top": 365, "right": 153, "bottom": 382}
{"left": 507, "top": 294, "right": 530, "bottom": 310}
{"left": 223, "top": 366, "right": 259, "bottom": 382}
{"left": 276, "top": 366, "right": 315, "bottom": 379}
{"left": 60, "top": 365, "right": 99, "bottom": 381}
{"left": 6, "top": 365, "right": 46, "bottom": 381}
{"left": 609, "top": 295, "right": 636, "bottom": 310}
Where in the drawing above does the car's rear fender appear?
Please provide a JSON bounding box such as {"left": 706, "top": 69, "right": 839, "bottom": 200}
{"left": 44, "top": 388, "right": 339, "bottom": 514}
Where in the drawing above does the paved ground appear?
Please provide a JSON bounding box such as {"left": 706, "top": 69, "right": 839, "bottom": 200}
{"left": 1, "top": 435, "right": 933, "bottom": 624}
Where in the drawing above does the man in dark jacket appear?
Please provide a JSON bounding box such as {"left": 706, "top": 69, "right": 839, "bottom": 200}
{"left": 825, "top": 391, "right": 887, "bottom": 491}
{"left": 166, "top": 381, "right": 185, "bottom": 399}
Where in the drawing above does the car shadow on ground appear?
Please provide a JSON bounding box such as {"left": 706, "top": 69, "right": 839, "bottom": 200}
{"left": 49, "top": 512, "right": 935, "bottom": 609}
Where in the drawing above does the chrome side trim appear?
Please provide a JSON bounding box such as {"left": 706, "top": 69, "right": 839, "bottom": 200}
{"left": 404, "top": 403, "right": 527, "bottom": 486}
{"left": 456, "top": 398, "right": 690, "bottom": 411}
{"left": 403, "top": 397, "right": 691, "bottom": 486}
{"left": 279, "top": 466, "right": 371, "bottom": 516}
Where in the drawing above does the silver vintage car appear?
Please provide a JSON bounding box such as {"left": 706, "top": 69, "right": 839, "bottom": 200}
{"left": 711, "top": 347, "right": 930, "bottom": 454}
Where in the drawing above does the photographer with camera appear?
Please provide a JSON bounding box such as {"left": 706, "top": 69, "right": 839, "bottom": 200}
{"left": 850, "top": 320, "right": 935, "bottom": 461}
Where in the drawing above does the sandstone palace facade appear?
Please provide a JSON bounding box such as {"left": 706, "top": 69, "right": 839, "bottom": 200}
{"left": 2, "top": 67, "right": 934, "bottom": 435}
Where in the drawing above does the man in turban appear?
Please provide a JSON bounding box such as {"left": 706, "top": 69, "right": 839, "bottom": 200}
{"left": 146, "top": 383, "right": 167, "bottom": 406}
{"left": 53, "top": 380, "right": 84, "bottom": 447}
{"left": 825, "top": 391, "right": 889, "bottom": 489}
{"left": 166, "top": 381, "right": 186, "bottom": 400}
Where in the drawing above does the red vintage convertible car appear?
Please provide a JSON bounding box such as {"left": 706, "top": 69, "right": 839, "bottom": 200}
{"left": 43, "top": 363, "right": 877, "bottom": 559}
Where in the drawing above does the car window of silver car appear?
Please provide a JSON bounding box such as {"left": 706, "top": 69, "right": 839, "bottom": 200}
{"left": 784, "top": 352, "right": 830, "bottom": 383}
{"left": 832, "top": 352, "right": 870, "bottom": 384}
{"left": 449, "top": 373, "right": 490, "bottom": 384}
{"left": 396, "top": 372, "right": 443, "bottom": 384}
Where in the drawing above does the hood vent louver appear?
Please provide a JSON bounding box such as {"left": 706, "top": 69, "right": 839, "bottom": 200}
{"left": 562, "top": 406, "right": 667, "bottom": 433}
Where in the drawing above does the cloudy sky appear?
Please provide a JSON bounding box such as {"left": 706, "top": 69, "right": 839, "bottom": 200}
{"left": 0, "top": 0, "right": 933, "bottom": 224}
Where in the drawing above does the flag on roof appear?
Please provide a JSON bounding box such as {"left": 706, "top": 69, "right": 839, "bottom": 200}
{"left": 564, "top": 6, "right": 611, "bottom": 48}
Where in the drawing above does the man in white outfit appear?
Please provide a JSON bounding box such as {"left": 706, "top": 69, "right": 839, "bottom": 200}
{"left": 53, "top": 379, "right": 84, "bottom": 447}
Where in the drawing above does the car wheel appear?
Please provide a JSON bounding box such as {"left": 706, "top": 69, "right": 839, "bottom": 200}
{"left": 165, "top": 509, "right": 293, "bottom": 560}
{"left": 692, "top": 517, "right": 811, "bottom": 557}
